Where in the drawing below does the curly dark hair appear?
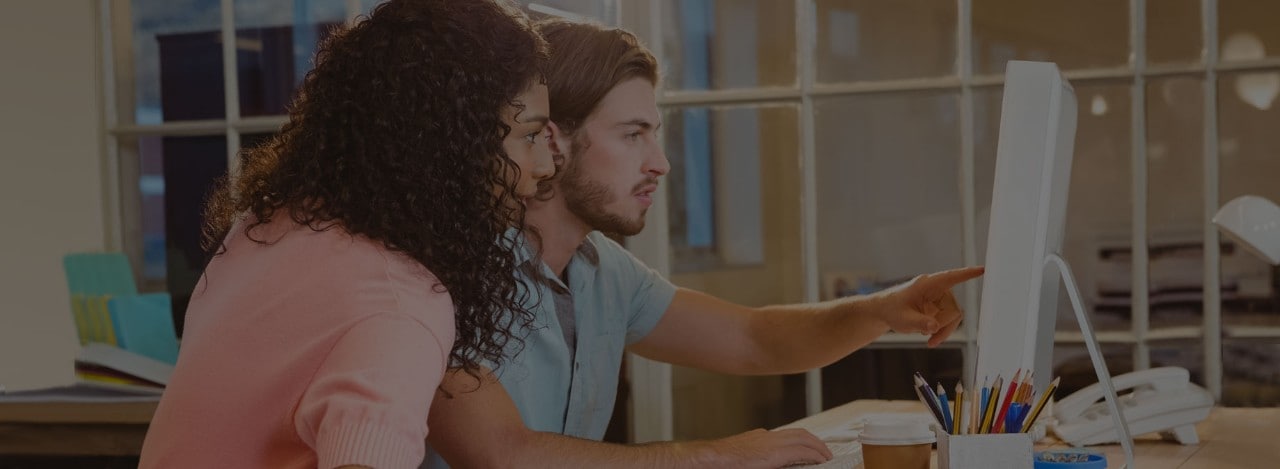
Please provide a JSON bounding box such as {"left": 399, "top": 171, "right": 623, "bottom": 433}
{"left": 201, "top": 0, "right": 546, "bottom": 375}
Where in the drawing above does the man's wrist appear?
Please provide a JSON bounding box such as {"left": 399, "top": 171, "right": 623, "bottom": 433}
{"left": 845, "top": 291, "right": 891, "bottom": 331}
{"left": 671, "top": 440, "right": 720, "bottom": 467}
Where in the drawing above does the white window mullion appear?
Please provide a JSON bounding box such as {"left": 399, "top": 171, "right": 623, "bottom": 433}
{"left": 98, "top": 0, "right": 122, "bottom": 252}
{"left": 797, "top": 0, "right": 822, "bottom": 417}
{"left": 1130, "top": 0, "right": 1151, "bottom": 371}
{"left": 623, "top": 0, "right": 674, "bottom": 444}
{"left": 221, "top": 0, "right": 241, "bottom": 171}
{"left": 345, "top": 0, "right": 361, "bottom": 24}
{"left": 1201, "top": 0, "right": 1223, "bottom": 401}
{"left": 106, "top": 0, "right": 149, "bottom": 284}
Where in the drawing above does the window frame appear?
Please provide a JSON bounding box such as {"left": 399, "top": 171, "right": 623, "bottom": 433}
{"left": 623, "top": 0, "right": 1280, "bottom": 443}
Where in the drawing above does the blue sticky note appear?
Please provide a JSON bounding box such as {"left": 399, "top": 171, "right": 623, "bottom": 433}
{"left": 107, "top": 293, "right": 180, "bottom": 365}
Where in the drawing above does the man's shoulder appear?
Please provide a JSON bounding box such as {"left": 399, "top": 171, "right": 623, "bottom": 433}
{"left": 584, "top": 232, "right": 638, "bottom": 266}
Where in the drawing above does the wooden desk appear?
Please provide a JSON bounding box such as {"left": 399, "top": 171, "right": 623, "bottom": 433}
{"left": 0, "top": 400, "right": 157, "bottom": 456}
{"left": 780, "top": 400, "right": 1280, "bottom": 468}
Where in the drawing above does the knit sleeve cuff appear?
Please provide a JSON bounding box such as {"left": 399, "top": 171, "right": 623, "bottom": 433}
{"left": 315, "top": 418, "right": 424, "bottom": 469}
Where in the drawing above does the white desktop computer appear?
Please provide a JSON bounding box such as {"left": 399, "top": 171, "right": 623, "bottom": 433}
{"left": 974, "top": 61, "right": 1136, "bottom": 467}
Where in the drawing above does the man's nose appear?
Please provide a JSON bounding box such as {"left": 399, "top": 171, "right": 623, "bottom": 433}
{"left": 645, "top": 145, "right": 670, "bottom": 177}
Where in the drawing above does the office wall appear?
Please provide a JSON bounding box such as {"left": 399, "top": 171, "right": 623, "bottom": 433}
{"left": 0, "top": 0, "right": 105, "bottom": 390}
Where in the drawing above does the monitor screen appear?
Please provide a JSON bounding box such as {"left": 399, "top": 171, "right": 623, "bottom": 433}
{"left": 975, "top": 60, "right": 1078, "bottom": 394}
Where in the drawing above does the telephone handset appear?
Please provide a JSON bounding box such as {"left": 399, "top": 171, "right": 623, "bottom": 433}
{"left": 1053, "top": 366, "right": 1212, "bottom": 446}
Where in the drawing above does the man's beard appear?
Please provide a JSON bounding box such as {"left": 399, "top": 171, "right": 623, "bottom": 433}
{"left": 559, "top": 137, "right": 648, "bottom": 236}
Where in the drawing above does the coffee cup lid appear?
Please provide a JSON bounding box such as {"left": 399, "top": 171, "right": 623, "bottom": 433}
{"left": 857, "top": 413, "right": 936, "bottom": 445}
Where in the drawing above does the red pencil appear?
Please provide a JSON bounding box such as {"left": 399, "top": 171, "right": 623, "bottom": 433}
{"left": 991, "top": 369, "right": 1022, "bottom": 433}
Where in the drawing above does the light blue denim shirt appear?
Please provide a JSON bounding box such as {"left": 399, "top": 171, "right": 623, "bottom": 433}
{"left": 423, "top": 231, "right": 676, "bottom": 468}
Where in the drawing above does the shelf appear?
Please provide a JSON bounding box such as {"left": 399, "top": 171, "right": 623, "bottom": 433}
{"left": 1226, "top": 325, "right": 1280, "bottom": 339}
{"left": 870, "top": 330, "right": 968, "bottom": 347}
{"left": 1053, "top": 330, "right": 1136, "bottom": 344}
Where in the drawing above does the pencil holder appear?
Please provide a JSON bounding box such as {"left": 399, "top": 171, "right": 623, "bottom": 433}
{"left": 936, "top": 431, "right": 1034, "bottom": 469}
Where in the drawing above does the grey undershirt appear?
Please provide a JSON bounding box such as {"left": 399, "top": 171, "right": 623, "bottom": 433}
{"left": 552, "top": 272, "right": 576, "bottom": 362}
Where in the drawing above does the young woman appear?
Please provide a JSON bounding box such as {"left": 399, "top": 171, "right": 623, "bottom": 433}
{"left": 138, "top": 1, "right": 554, "bottom": 468}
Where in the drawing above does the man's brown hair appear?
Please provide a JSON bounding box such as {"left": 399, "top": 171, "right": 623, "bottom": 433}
{"left": 535, "top": 19, "right": 658, "bottom": 135}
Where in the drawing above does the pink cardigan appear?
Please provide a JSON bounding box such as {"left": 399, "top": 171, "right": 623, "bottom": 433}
{"left": 140, "top": 217, "right": 454, "bottom": 469}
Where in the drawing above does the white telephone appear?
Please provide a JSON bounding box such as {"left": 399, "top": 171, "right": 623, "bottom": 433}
{"left": 1052, "top": 366, "right": 1212, "bottom": 446}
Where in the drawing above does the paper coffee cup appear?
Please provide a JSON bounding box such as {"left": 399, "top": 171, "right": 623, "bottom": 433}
{"left": 859, "top": 414, "right": 935, "bottom": 469}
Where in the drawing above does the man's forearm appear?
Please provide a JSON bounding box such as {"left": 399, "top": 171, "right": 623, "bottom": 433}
{"left": 746, "top": 295, "right": 892, "bottom": 374}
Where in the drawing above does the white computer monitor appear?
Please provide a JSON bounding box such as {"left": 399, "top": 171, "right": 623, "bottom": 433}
{"left": 973, "top": 61, "right": 1135, "bottom": 467}
{"left": 974, "top": 60, "right": 1077, "bottom": 395}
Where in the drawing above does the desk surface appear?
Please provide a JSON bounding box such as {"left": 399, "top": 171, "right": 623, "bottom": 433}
{"left": 779, "top": 400, "right": 1279, "bottom": 468}
{"left": 0, "top": 400, "right": 157, "bottom": 455}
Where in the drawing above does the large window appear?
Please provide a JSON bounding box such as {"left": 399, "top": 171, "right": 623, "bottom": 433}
{"left": 639, "top": 0, "right": 1280, "bottom": 441}
{"left": 107, "top": 0, "right": 1280, "bottom": 445}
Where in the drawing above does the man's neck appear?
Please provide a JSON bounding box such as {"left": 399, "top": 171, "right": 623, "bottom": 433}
{"left": 525, "top": 197, "right": 592, "bottom": 277}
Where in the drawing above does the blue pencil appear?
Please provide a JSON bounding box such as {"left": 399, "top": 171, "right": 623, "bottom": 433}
{"left": 937, "top": 383, "right": 953, "bottom": 433}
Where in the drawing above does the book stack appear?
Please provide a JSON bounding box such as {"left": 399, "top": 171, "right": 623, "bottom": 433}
{"left": 62, "top": 252, "right": 179, "bottom": 395}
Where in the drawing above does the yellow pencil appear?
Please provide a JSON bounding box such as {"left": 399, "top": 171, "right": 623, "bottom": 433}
{"left": 952, "top": 382, "right": 964, "bottom": 435}
{"left": 1022, "top": 376, "right": 1061, "bottom": 431}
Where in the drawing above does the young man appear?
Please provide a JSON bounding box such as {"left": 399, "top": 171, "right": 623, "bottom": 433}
{"left": 423, "top": 20, "right": 983, "bottom": 469}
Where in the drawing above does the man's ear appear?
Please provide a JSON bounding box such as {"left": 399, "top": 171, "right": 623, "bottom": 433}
{"left": 547, "top": 120, "right": 572, "bottom": 160}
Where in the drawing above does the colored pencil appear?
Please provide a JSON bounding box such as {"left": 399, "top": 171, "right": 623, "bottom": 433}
{"left": 992, "top": 370, "right": 1022, "bottom": 433}
{"left": 980, "top": 375, "right": 1002, "bottom": 433}
{"left": 938, "top": 383, "right": 953, "bottom": 433}
{"left": 1022, "top": 376, "right": 1061, "bottom": 431}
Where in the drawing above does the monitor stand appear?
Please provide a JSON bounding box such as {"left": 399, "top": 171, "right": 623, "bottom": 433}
{"left": 1044, "top": 253, "right": 1136, "bottom": 468}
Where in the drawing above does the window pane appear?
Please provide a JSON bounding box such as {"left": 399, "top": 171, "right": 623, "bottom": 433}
{"left": 666, "top": 105, "right": 804, "bottom": 440}
{"left": 1147, "top": 0, "right": 1201, "bottom": 66}
{"left": 1053, "top": 344, "right": 1133, "bottom": 397}
{"left": 234, "top": 0, "right": 346, "bottom": 117}
{"left": 241, "top": 132, "right": 276, "bottom": 150}
{"left": 517, "top": 0, "right": 618, "bottom": 24}
{"left": 974, "top": 82, "right": 1132, "bottom": 333}
{"left": 1147, "top": 77, "right": 1207, "bottom": 331}
{"left": 972, "top": 0, "right": 1128, "bottom": 75}
{"left": 822, "top": 347, "right": 964, "bottom": 410}
{"left": 815, "top": 0, "right": 956, "bottom": 83}
{"left": 131, "top": 0, "right": 225, "bottom": 124}
{"left": 1222, "top": 341, "right": 1280, "bottom": 406}
{"left": 664, "top": 106, "right": 800, "bottom": 275}
{"left": 815, "top": 91, "right": 962, "bottom": 303}
{"left": 661, "top": 0, "right": 796, "bottom": 90}
{"left": 126, "top": 135, "right": 228, "bottom": 336}
{"left": 1218, "top": 70, "right": 1280, "bottom": 330}
{"left": 1219, "top": 0, "right": 1280, "bottom": 63}
{"left": 1152, "top": 341, "right": 1204, "bottom": 386}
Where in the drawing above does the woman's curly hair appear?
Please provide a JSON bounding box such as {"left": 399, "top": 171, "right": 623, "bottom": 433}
{"left": 202, "top": 0, "right": 546, "bottom": 375}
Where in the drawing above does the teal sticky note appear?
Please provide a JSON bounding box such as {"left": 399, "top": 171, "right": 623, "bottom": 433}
{"left": 107, "top": 293, "right": 180, "bottom": 365}
{"left": 63, "top": 252, "right": 138, "bottom": 296}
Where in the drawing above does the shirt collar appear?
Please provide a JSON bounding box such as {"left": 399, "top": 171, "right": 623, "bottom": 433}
{"left": 506, "top": 228, "right": 600, "bottom": 290}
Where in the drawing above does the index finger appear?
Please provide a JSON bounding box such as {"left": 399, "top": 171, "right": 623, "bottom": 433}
{"left": 922, "top": 266, "right": 984, "bottom": 288}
